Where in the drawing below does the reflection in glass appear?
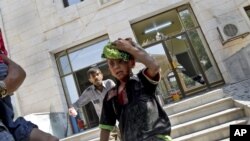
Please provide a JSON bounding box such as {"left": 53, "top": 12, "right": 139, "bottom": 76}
{"left": 67, "top": 0, "right": 82, "bottom": 5}
{"left": 69, "top": 39, "right": 109, "bottom": 71}
{"left": 244, "top": 6, "right": 250, "bottom": 19}
{"left": 145, "top": 44, "right": 180, "bottom": 104}
{"left": 178, "top": 8, "right": 198, "bottom": 30}
{"left": 62, "top": 75, "right": 87, "bottom": 133}
{"left": 165, "top": 36, "right": 205, "bottom": 92}
{"left": 187, "top": 29, "right": 222, "bottom": 83}
{"left": 99, "top": 0, "right": 112, "bottom": 5}
{"left": 62, "top": 75, "right": 79, "bottom": 104}
{"left": 58, "top": 55, "right": 71, "bottom": 75}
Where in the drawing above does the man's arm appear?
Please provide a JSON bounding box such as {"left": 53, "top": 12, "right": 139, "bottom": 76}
{"left": 1, "top": 54, "right": 26, "bottom": 94}
{"left": 100, "top": 129, "right": 111, "bottom": 141}
{"left": 68, "top": 89, "right": 91, "bottom": 116}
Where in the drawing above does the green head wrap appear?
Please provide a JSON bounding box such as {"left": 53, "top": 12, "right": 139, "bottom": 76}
{"left": 101, "top": 42, "right": 132, "bottom": 61}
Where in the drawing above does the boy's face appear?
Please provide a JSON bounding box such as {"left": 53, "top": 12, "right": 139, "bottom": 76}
{"left": 107, "top": 59, "right": 135, "bottom": 81}
{"left": 88, "top": 71, "right": 103, "bottom": 87}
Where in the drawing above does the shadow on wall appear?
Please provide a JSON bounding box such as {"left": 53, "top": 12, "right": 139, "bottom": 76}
{"left": 224, "top": 44, "right": 250, "bottom": 83}
{"left": 24, "top": 112, "right": 68, "bottom": 139}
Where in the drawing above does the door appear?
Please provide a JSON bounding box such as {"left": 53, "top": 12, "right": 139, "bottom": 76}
{"left": 145, "top": 40, "right": 206, "bottom": 104}
{"left": 144, "top": 43, "right": 182, "bottom": 104}
{"left": 144, "top": 32, "right": 224, "bottom": 104}
{"left": 164, "top": 33, "right": 206, "bottom": 94}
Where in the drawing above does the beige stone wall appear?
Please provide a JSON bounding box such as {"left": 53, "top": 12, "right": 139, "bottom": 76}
{"left": 191, "top": 0, "right": 250, "bottom": 82}
{"left": 1, "top": 0, "right": 250, "bottom": 115}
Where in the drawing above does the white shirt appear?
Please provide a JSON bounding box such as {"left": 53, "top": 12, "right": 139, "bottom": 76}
{"left": 73, "top": 79, "right": 115, "bottom": 118}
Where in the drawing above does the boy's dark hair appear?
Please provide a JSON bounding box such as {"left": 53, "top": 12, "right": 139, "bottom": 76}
{"left": 87, "top": 67, "right": 101, "bottom": 78}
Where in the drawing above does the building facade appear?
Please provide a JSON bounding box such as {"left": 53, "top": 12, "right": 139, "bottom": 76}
{"left": 1, "top": 0, "right": 250, "bottom": 137}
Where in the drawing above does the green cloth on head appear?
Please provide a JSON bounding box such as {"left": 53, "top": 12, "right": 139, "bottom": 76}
{"left": 101, "top": 42, "right": 132, "bottom": 61}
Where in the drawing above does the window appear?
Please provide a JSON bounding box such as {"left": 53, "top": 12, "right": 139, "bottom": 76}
{"left": 244, "top": 6, "right": 250, "bottom": 19}
{"left": 131, "top": 4, "right": 224, "bottom": 104}
{"left": 99, "top": 0, "right": 112, "bottom": 5}
{"left": 55, "top": 36, "right": 112, "bottom": 134}
{"left": 98, "top": 0, "right": 121, "bottom": 7}
{"left": 63, "top": 0, "right": 84, "bottom": 7}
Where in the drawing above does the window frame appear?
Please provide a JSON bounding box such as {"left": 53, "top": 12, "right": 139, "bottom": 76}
{"left": 63, "top": 0, "right": 84, "bottom": 7}
{"left": 244, "top": 5, "right": 250, "bottom": 19}
{"left": 97, "top": 0, "right": 122, "bottom": 8}
{"left": 55, "top": 35, "right": 110, "bottom": 133}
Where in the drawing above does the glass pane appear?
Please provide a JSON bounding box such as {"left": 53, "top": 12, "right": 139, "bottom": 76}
{"left": 187, "top": 29, "right": 223, "bottom": 83}
{"left": 58, "top": 55, "right": 71, "bottom": 75}
{"left": 62, "top": 75, "right": 79, "bottom": 104}
{"left": 247, "top": 11, "right": 250, "bottom": 19}
{"left": 165, "top": 36, "right": 205, "bottom": 92}
{"left": 244, "top": 6, "right": 250, "bottom": 18}
{"left": 98, "top": 62, "right": 115, "bottom": 81}
{"left": 67, "top": 0, "right": 82, "bottom": 5}
{"left": 74, "top": 62, "right": 112, "bottom": 130}
{"left": 99, "top": 0, "right": 112, "bottom": 5}
{"left": 61, "top": 75, "right": 89, "bottom": 133}
{"left": 178, "top": 8, "right": 197, "bottom": 29}
{"left": 131, "top": 9, "right": 182, "bottom": 46}
{"left": 69, "top": 39, "right": 109, "bottom": 71}
{"left": 145, "top": 44, "right": 181, "bottom": 104}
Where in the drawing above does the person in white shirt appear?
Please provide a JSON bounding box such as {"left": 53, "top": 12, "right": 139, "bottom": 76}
{"left": 68, "top": 67, "right": 115, "bottom": 118}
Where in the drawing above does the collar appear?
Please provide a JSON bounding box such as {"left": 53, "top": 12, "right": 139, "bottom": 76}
{"left": 115, "top": 73, "right": 140, "bottom": 88}
{"left": 90, "top": 81, "right": 106, "bottom": 91}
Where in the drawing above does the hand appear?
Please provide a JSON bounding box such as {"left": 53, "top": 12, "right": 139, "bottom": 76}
{"left": 112, "top": 38, "right": 134, "bottom": 52}
{"left": 68, "top": 107, "right": 77, "bottom": 117}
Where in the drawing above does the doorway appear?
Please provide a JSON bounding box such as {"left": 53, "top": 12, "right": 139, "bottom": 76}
{"left": 143, "top": 32, "right": 224, "bottom": 104}
{"left": 131, "top": 4, "right": 224, "bottom": 104}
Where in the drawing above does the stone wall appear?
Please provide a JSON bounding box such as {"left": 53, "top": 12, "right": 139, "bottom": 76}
{"left": 224, "top": 44, "right": 250, "bottom": 83}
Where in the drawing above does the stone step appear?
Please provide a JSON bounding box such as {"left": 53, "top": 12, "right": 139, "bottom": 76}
{"left": 89, "top": 138, "right": 99, "bottom": 141}
{"left": 164, "top": 89, "right": 226, "bottom": 116}
{"left": 219, "top": 138, "right": 229, "bottom": 141}
{"left": 169, "top": 97, "right": 234, "bottom": 126}
{"left": 60, "top": 128, "right": 99, "bottom": 141}
{"left": 171, "top": 107, "right": 244, "bottom": 138}
{"left": 173, "top": 118, "right": 248, "bottom": 141}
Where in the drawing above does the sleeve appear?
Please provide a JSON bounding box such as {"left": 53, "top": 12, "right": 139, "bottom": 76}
{"left": 72, "top": 88, "right": 91, "bottom": 109}
{"left": 99, "top": 95, "right": 116, "bottom": 131}
{"left": 108, "top": 79, "right": 116, "bottom": 88}
{"left": 138, "top": 69, "right": 160, "bottom": 95}
{"left": 142, "top": 68, "right": 160, "bottom": 84}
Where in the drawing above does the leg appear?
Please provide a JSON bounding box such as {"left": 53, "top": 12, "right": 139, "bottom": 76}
{"left": 28, "top": 128, "right": 59, "bottom": 141}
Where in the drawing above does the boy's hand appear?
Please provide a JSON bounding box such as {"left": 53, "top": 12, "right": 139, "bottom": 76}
{"left": 112, "top": 38, "right": 134, "bottom": 52}
{"left": 68, "top": 107, "right": 77, "bottom": 117}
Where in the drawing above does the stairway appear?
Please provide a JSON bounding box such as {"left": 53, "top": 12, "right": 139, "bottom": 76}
{"left": 60, "top": 88, "right": 249, "bottom": 141}
{"left": 166, "top": 89, "right": 248, "bottom": 141}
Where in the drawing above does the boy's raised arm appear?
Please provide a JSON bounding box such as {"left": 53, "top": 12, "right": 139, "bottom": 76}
{"left": 113, "top": 38, "right": 160, "bottom": 78}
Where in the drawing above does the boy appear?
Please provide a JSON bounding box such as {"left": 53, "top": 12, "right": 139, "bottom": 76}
{"left": 99, "top": 38, "right": 172, "bottom": 141}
